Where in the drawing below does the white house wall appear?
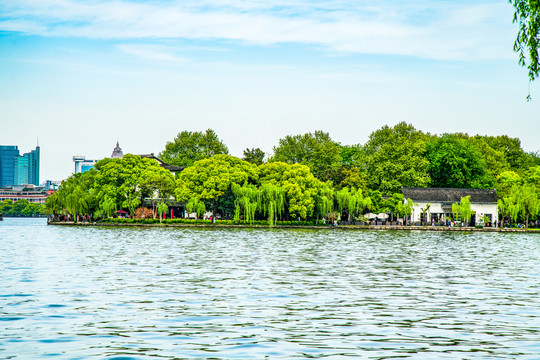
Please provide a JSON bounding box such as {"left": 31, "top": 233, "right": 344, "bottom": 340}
{"left": 410, "top": 201, "right": 498, "bottom": 223}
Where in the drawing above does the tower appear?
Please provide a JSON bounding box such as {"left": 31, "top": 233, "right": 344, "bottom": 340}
{"left": 111, "top": 141, "right": 123, "bottom": 159}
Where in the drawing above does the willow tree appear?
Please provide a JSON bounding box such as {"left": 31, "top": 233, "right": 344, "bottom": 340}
{"left": 315, "top": 183, "right": 334, "bottom": 223}
{"left": 258, "top": 162, "right": 323, "bottom": 220}
{"left": 100, "top": 196, "right": 117, "bottom": 218}
{"left": 260, "top": 183, "right": 285, "bottom": 226}
{"left": 452, "top": 196, "right": 472, "bottom": 226}
{"left": 336, "top": 187, "right": 371, "bottom": 224}
{"left": 175, "top": 155, "right": 259, "bottom": 221}
{"left": 231, "top": 183, "right": 260, "bottom": 224}
{"left": 185, "top": 198, "right": 206, "bottom": 221}
{"left": 510, "top": 0, "right": 539, "bottom": 100}
{"left": 520, "top": 184, "right": 540, "bottom": 226}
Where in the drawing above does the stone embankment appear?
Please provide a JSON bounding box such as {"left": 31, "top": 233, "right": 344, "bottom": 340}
{"left": 48, "top": 222, "right": 539, "bottom": 233}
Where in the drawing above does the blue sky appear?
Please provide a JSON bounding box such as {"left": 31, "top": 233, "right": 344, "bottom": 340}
{"left": 0, "top": 0, "right": 538, "bottom": 181}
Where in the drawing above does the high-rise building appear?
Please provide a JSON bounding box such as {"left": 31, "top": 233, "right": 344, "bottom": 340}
{"left": 0, "top": 145, "right": 40, "bottom": 187}
{"left": 0, "top": 146, "right": 19, "bottom": 187}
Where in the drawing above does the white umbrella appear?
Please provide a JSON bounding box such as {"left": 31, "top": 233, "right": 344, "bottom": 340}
{"left": 364, "top": 213, "right": 377, "bottom": 219}
{"left": 377, "top": 213, "right": 389, "bottom": 220}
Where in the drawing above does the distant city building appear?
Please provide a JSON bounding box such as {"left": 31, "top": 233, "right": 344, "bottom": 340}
{"left": 73, "top": 156, "right": 99, "bottom": 174}
{"left": 0, "top": 145, "right": 40, "bottom": 187}
{"left": 73, "top": 142, "right": 124, "bottom": 173}
{"left": 42, "top": 180, "right": 61, "bottom": 191}
{"left": 0, "top": 184, "right": 48, "bottom": 205}
{"left": 111, "top": 141, "right": 123, "bottom": 158}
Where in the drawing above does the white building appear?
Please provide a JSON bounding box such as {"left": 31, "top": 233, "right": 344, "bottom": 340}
{"left": 402, "top": 187, "right": 499, "bottom": 226}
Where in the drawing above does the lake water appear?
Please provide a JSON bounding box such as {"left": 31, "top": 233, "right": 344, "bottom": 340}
{"left": 1, "top": 218, "right": 540, "bottom": 359}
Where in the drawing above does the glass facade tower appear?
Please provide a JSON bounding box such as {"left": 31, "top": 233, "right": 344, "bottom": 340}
{"left": 0, "top": 145, "right": 40, "bottom": 186}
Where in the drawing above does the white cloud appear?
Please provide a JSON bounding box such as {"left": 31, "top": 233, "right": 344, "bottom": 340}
{"left": 0, "top": 0, "right": 515, "bottom": 60}
{"left": 116, "top": 44, "right": 188, "bottom": 62}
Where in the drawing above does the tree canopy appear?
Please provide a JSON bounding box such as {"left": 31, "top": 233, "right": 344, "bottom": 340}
{"left": 362, "top": 122, "right": 431, "bottom": 194}
{"left": 270, "top": 130, "right": 342, "bottom": 182}
{"left": 175, "top": 154, "right": 259, "bottom": 218}
{"left": 427, "top": 134, "right": 493, "bottom": 189}
{"left": 159, "top": 129, "right": 229, "bottom": 167}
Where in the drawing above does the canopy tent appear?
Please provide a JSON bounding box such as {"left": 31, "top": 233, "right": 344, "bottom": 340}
{"left": 377, "top": 213, "right": 389, "bottom": 220}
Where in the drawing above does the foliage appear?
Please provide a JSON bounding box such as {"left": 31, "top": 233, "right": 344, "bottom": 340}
{"left": 510, "top": 0, "right": 539, "bottom": 99}
{"left": 1, "top": 199, "right": 46, "bottom": 217}
{"left": 157, "top": 202, "right": 169, "bottom": 223}
{"left": 242, "top": 148, "right": 265, "bottom": 165}
{"left": 159, "top": 129, "right": 229, "bottom": 167}
{"left": 139, "top": 165, "right": 175, "bottom": 218}
{"left": 175, "top": 155, "right": 259, "bottom": 219}
{"left": 362, "top": 122, "right": 431, "bottom": 195}
{"left": 260, "top": 183, "right": 286, "bottom": 226}
{"left": 427, "top": 134, "right": 493, "bottom": 188}
{"left": 452, "top": 196, "right": 473, "bottom": 226}
{"left": 336, "top": 187, "right": 372, "bottom": 224}
{"left": 258, "top": 162, "right": 325, "bottom": 219}
{"left": 270, "top": 130, "right": 342, "bottom": 182}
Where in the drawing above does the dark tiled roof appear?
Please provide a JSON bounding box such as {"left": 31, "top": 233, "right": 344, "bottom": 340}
{"left": 139, "top": 154, "right": 185, "bottom": 172}
{"left": 401, "top": 187, "right": 498, "bottom": 203}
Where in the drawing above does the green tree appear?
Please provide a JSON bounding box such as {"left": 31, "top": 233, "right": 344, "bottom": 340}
{"left": 427, "top": 134, "right": 493, "bottom": 188}
{"left": 1, "top": 199, "right": 13, "bottom": 216}
{"left": 259, "top": 183, "right": 286, "bottom": 226}
{"left": 231, "top": 183, "right": 260, "bottom": 224}
{"left": 478, "top": 135, "right": 532, "bottom": 173}
{"left": 363, "top": 122, "right": 431, "bottom": 194}
{"left": 452, "top": 196, "right": 473, "bottom": 226}
{"left": 520, "top": 184, "right": 540, "bottom": 226}
{"left": 139, "top": 166, "right": 175, "bottom": 218}
{"left": 270, "top": 130, "right": 342, "bottom": 182}
{"left": 159, "top": 129, "right": 229, "bottom": 167}
{"left": 336, "top": 187, "right": 372, "bottom": 224}
{"left": 510, "top": 0, "right": 539, "bottom": 99}
{"left": 157, "top": 202, "right": 169, "bottom": 223}
{"left": 258, "top": 162, "right": 325, "bottom": 220}
{"left": 175, "top": 155, "right": 259, "bottom": 220}
{"left": 94, "top": 154, "right": 160, "bottom": 215}
{"left": 45, "top": 192, "right": 63, "bottom": 221}
{"left": 242, "top": 148, "right": 265, "bottom": 165}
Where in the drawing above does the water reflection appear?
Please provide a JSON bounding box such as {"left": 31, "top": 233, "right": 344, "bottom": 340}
{"left": 1, "top": 218, "right": 539, "bottom": 359}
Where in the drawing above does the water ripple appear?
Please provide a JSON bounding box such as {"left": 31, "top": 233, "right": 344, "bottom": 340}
{"left": 1, "top": 218, "right": 540, "bottom": 358}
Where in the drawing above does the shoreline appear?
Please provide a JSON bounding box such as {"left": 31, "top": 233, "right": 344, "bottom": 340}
{"left": 48, "top": 221, "right": 540, "bottom": 233}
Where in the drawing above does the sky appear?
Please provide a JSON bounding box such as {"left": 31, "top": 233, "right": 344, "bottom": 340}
{"left": 0, "top": 0, "right": 539, "bottom": 182}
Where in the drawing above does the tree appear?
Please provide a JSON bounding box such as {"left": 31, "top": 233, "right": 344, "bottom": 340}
{"left": 520, "top": 184, "right": 540, "bottom": 226}
{"left": 157, "top": 202, "right": 169, "bottom": 223}
{"left": 139, "top": 166, "right": 175, "bottom": 218}
{"left": 258, "top": 162, "right": 325, "bottom": 220}
{"left": 452, "top": 196, "right": 473, "bottom": 226}
{"left": 336, "top": 187, "right": 372, "bottom": 224}
{"left": 362, "top": 122, "right": 431, "bottom": 194}
{"left": 271, "top": 131, "right": 342, "bottom": 182}
{"left": 175, "top": 155, "right": 259, "bottom": 220}
{"left": 478, "top": 135, "right": 532, "bottom": 173}
{"left": 427, "top": 134, "right": 493, "bottom": 189}
{"left": 242, "top": 148, "right": 265, "bottom": 165}
{"left": 510, "top": 0, "right": 539, "bottom": 99}
{"left": 94, "top": 154, "right": 161, "bottom": 216}
{"left": 159, "top": 129, "right": 229, "bottom": 167}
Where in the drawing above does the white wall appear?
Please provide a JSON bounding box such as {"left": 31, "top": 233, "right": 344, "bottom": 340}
{"left": 410, "top": 201, "right": 498, "bottom": 224}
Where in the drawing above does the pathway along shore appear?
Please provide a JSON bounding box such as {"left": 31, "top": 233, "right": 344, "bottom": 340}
{"left": 48, "top": 221, "right": 539, "bottom": 233}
